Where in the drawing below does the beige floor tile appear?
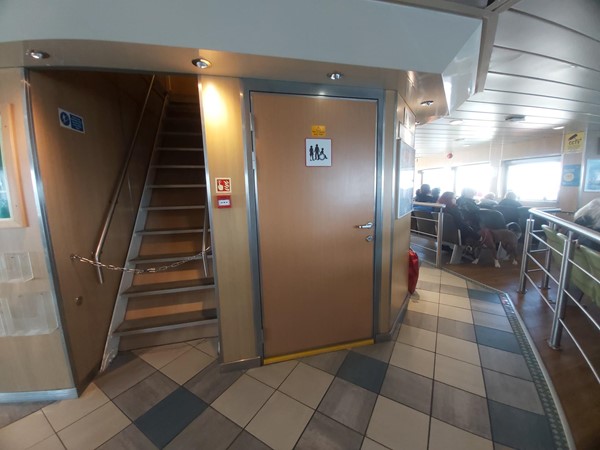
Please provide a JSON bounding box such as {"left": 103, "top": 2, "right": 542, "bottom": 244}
{"left": 366, "top": 396, "right": 429, "bottom": 450}
{"left": 279, "top": 362, "right": 333, "bottom": 408}
{"left": 28, "top": 434, "right": 66, "bottom": 450}
{"left": 389, "top": 343, "right": 435, "bottom": 378}
{"left": 0, "top": 411, "right": 55, "bottom": 450}
{"left": 212, "top": 374, "right": 274, "bottom": 427}
{"left": 57, "top": 402, "right": 130, "bottom": 450}
{"left": 246, "top": 391, "right": 313, "bottom": 450}
{"left": 411, "top": 289, "right": 440, "bottom": 303}
{"left": 434, "top": 354, "right": 486, "bottom": 397}
{"left": 429, "top": 418, "right": 493, "bottom": 450}
{"left": 362, "top": 437, "right": 389, "bottom": 450}
{"left": 407, "top": 299, "right": 439, "bottom": 316}
{"left": 160, "top": 347, "right": 214, "bottom": 384}
{"left": 196, "top": 338, "right": 219, "bottom": 357}
{"left": 439, "top": 293, "right": 471, "bottom": 310}
{"left": 436, "top": 334, "right": 480, "bottom": 366}
{"left": 247, "top": 360, "right": 298, "bottom": 388}
{"left": 134, "top": 342, "right": 193, "bottom": 369}
{"left": 43, "top": 383, "right": 109, "bottom": 431}
{"left": 397, "top": 325, "right": 437, "bottom": 352}
{"left": 440, "top": 274, "right": 468, "bottom": 287}
{"left": 418, "top": 268, "right": 440, "bottom": 281}
{"left": 438, "top": 304, "right": 473, "bottom": 324}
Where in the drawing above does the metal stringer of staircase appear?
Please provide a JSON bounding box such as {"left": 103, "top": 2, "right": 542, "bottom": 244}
{"left": 101, "top": 95, "right": 217, "bottom": 371}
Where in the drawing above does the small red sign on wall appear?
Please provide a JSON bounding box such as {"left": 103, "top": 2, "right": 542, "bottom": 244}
{"left": 215, "top": 178, "right": 232, "bottom": 193}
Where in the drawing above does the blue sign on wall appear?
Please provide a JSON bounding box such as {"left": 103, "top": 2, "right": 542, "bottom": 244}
{"left": 58, "top": 108, "right": 85, "bottom": 133}
{"left": 561, "top": 164, "right": 581, "bottom": 187}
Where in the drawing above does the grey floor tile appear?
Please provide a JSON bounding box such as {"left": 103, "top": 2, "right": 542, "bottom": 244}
{"left": 416, "top": 280, "right": 440, "bottom": 292}
{"left": 96, "top": 424, "right": 157, "bottom": 450}
{"left": 472, "top": 311, "right": 513, "bottom": 333}
{"left": 437, "top": 317, "right": 476, "bottom": 342}
{"left": 402, "top": 310, "right": 438, "bottom": 332}
{"left": 301, "top": 350, "right": 348, "bottom": 375}
{"left": 488, "top": 400, "right": 554, "bottom": 450}
{"left": 165, "top": 407, "right": 241, "bottom": 450}
{"left": 432, "top": 381, "right": 491, "bottom": 440}
{"left": 134, "top": 387, "right": 207, "bottom": 448}
{"left": 483, "top": 369, "right": 544, "bottom": 414}
{"left": 470, "top": 299, "right": 506, "bottom": 316}
{"left": 0, "top": 401, "right": 52, "bottom": 429}
{"left": 474, "top": 326, "right": 521, "bottom": 354}
{"left": 95, "top": 353, "right": 156, "bottom": 399}
{"left": 468, "top": 289, "right": 501, "bottom": 303}
{"left": 494, "top": 443, "right": 516, "bottom": 450}
{"left": 479, "top": 346, "right": 532, "bottom": 381}
{"left": 337, "top": 352, "right": 388, "bottom": 393}
{"left": 113, "top": 371, "right": 178, "bottom": 420}
{"left": 351, "top": 341, "right": 395, "bottom": 364}
{"left": 440, "top": 285, "right": 470, "bottom": 297}
{"left": 380, "top": 365, "right": 432, "bottom": 415}
{"left": 295, "top": 411, "right": 363, "bottom": 450}
{"left": 228, "top": 430, "right": 271, "bottom": 450}
{"left": 318, "top": 378, "right": 377, "bottom": 434}
{"left": 184, "top": 361, "right": 243, "bottom": 404}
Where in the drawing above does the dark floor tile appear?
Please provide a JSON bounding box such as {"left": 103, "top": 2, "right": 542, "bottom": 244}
{"left": 380, "top": 365, "right": 432, "bottom": 415}
{"left": 432, "top": 381, "right": 491, "bottom": 440}
{"left": 468, "top": 289, "right": 502, "bottom": 303}
{"left": 184, "top": 361, "right": 243, "bottom": 404}
{"left": 403, "top": 310, "right": 438, "bottom": 332}
{"left": 295, "top": 411, "right": 363, "bottom": 450}
{"left": 0, "top": 401, "right": 52, "bottom": 429}
{"left": 474, "top": 325, "right": 521, "bottom": 354}
{"left": 317, "top": 378, "right": 377, "bottom": 434}
{"left": 416, "top": 280, "right": 440, "bottom": 292}
{"left": 165, "top": 407, "right": 241, "bottom": 450}
{"left": 483, "top": 369, "right": 544, "bottom": 415}
{"left": 95, "top": 352, "right": 156, "bottom": 399}
{"left": 113, "top": 371, "right": 178, "bottom": 420}
{"left": 228, "top": 430, "right": 271, "bottom": 450}
{"left": 479, "top": 346, "right": 532, "bottom": 381}
{"left": 440, "top": 285, "right": 470, "bottom": 297}
{"left": 301, "top": 350, "right": 348, "bottom": 375}
{"left": 494, "top": 443, "right": 516, "bottom": 450}
{"left": 97, "top": 424, "right": 158, "bottom": 450}
{"left": 437, "top": 317, "right": 476, "bottom": 342}
{"left": 470, "top": 298, "right": 506, "bottom": 316}
{"left": 488, "top": 400, "right": 555, "bottom": 450}
{"left": 135, "top": 386, "right": 207, "bottom": 449}
{"left": 351, "top": 341, "right": 394, "bottom": 364}
{"left": 337, "top": 352, "right": 387, "bottom": 393}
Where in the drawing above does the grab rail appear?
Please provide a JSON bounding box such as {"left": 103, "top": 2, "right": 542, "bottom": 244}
{"left": 518, "top": 208, "right": 600, "bottom": 383}
{"left": 93, "top": 75, "right": 158, "bottom": 284}
{"left": 410, "top": 202, "right": 446, "bottom": 268}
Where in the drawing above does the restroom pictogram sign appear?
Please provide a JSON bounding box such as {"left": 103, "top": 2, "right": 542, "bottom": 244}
{"left": 216, "top": 178, "right": 232, "bottom": 193}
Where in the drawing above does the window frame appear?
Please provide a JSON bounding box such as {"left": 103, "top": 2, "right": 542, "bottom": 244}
{"left": 502, "top": 155, "right": 562, "bottom": 203}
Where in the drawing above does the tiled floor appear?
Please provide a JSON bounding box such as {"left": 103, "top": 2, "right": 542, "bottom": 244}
{"left": 0, "top": 266, "right": 569, "bottom": 450}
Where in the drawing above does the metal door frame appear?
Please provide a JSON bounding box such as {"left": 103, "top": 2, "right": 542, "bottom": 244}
{"left": 241, "top": 79, "right": 386, "bottom": 359}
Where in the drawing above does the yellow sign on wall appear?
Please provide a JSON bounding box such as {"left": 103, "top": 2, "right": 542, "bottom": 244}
{"left": 311, "top": 125, "right": 326, "bottom": 137}
{"left": 564, "top": 131, "right": 585, "bottom": 153}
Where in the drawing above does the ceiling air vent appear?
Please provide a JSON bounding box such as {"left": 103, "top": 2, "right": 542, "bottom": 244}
{"left": 505, "top": 115, "right": 526, "bottom": 122}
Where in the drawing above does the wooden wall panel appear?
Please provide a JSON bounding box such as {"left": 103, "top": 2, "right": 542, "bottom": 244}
{"left": 199, "top": 76, "right": 257, "bottom": 363}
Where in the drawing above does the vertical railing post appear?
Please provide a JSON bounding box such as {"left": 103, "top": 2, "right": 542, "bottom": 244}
{"left": 436, "top": 210, "right": 444, "bottom": 269}
{"left": 549, "top": 230, "right": 574, "bottom": 349}
{"left": 518, "top": 217, "right": 534, "bottom": 293}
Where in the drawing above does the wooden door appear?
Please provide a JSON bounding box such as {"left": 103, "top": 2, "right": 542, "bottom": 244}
{"left": 252, "top": 92, "right": 377, "bottom": 358}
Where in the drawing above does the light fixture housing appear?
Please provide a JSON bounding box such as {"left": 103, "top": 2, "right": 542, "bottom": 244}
{"left": 327, "top": 71, "right": 343, "bottom": 81}
{"left": 553, "top": 126, "right": 565, "bottom": 130}
{"left": 191, "top": 58, "right": 212, "bottom": 69}
{"left": 420, "top": 100, "right": 434, "bottom": 107}
{"left": 505, "top": 114, "right": 526, "bottom": 122}
{"left": 26, "top": 49, "right": 49, "bottom": 60}
{"left": 450, "top": 119, "right": 463, "bottom": 125}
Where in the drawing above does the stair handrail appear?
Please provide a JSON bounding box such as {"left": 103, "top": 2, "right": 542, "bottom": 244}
{"left": 93, "top": 75, "right": 159, "bottom": 284}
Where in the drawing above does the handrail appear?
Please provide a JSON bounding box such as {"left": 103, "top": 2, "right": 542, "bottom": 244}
{"left": 93, "top": 75, "right": 158, "bottom": 284}
{"left": 518, "top": 207, "right": 600, "bottom": 383}
{"left": 410, "top": 202, "right": 446, "bottom": 268}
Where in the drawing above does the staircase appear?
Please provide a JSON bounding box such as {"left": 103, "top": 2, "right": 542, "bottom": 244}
{"left": 101, "top": 95, "right": 217, "bottom": 370}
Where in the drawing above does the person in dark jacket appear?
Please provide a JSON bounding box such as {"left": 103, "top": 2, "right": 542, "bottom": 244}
{"left": 414, "top": 184, "right": 434, "bottom": 203}
{"left": 498, "top": 191, "right": 522, "bottom": 208}
{"left": 456, "top": 188, "right": 481, "bottom": 230}
{"left": 438, "top": 191, "right": 480, "bottom": 243}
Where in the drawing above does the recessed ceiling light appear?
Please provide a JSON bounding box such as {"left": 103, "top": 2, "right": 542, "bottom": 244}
{"left": 420, "top": 100, "right": 434, "bottom": 107}
{"left": 26, "top": 49, "right": 49, "bottom": 60}
{"left": 553, "top": 126, "right": 564, "bottom": 130}
{"left": 415, "top": 121, "right": 421, "bottom": 126}
{"left": 505, "top": 115, "right": 526, "bottom": 122}
{"left": 327, "top": 71, "right": 343, "bottom": 80}
{"left": 450, "top": 119, "right": 463, "bottom": 125}
{"left": 191, "top": 58, "right": 212, "bottom": 69}
{"left": 455, "top": 138, "right": 465, "bottom": 141}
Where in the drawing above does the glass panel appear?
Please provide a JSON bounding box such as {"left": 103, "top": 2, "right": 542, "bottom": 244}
{"left": 0, "top": 115, "right": 13, "bottom": 220}
{"left": 506, "top": 159, "right": 561, "bottom": 201}
{"left": 455, "top": 163, "right": 492, "bottom": 199}
{"left": 420, "top": 167, "right": 455, "bottom": 193}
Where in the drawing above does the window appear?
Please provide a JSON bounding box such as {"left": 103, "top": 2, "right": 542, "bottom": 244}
{"left": 420, "top": 167, "right": 454, "bottom": 193}
{"left": 504, "top": 157, "right": 561, "bottom": 202}
{"left": 455, "top": 163, "right": 492, "bottom": 199}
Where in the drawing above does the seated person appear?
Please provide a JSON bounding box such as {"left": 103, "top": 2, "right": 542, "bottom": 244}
{"left": 431, "top": 187, "right": 441, "bottom": 203}
{"left": 456, "top": 188, "right": 481, "bottom": 231}
{"left": 414, "top": 184, "right": 435, "bottom": 211}
{"left": 574, "top": 198, "right": 600, "bottom": 251}
{"left": 479, "top": 192, "right": 498, "bottom": 208}
{"left": 438, "top": 191, "right": 480, "bottom": 243}
{"left": 499, "top": 191, "right": 522, "bottom": 208}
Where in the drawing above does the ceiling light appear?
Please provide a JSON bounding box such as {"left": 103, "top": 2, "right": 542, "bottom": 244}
{"left": 191, "top": 58, "right": 212, "bottom": 69}
{"left": 505, "top": 115, "right": 526, "bottom": 122}
{"left": 450, "top": 119, "right": 463, "bottom": 125}
{"left": 327, "top": 71, "right": 343, "bottom": 80}
{"left": 553, "top": 126, "right": 564, "bottom": 130}
{"left": 415, "top": 121, "right": 421, "bottom": 126}
{"left": 420, "top": 100, "right": 434, "bottom": 107}
{"left": 26, "top": 49, "right": 49, "bottom": 60}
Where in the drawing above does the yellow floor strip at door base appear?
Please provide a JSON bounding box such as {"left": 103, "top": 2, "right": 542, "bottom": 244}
{"left": 263, "top": 339, "right": 374, "bottom": 365}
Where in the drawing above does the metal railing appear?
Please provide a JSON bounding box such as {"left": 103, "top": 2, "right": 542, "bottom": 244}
{"left": 518, "top": 208, "right": 600, "bottom": 383}
{"left": 410, "top": 202, "right": 446, "bottom": 268}
{"left": 93, "top": 75, "right": 162, "bottom": 284}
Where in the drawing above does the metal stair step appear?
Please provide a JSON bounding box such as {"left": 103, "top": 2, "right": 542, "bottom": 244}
{"left": 130, "top": 252, "right": 212, "bottom": 264}
{"left": 157, "top": 147, "right": 203, "bottom": 152}
{"left": 122, "top": 278, "right": 215, "bottom": 297}
{"left": 115, "top": 309, "right": 218, "bottom": 336}
{"left": 144, "top": 205, "right": 205, "bottom": 211}
{"left": 135, "top": 227, "right": 206, "bottom": 236}
{"left": 161, "top": 131, "right": 202, "bottom": 136}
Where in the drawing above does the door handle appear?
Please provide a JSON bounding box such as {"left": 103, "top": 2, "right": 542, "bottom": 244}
{"left": 356, "top": 222, "right": 373, "bottom": 229}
